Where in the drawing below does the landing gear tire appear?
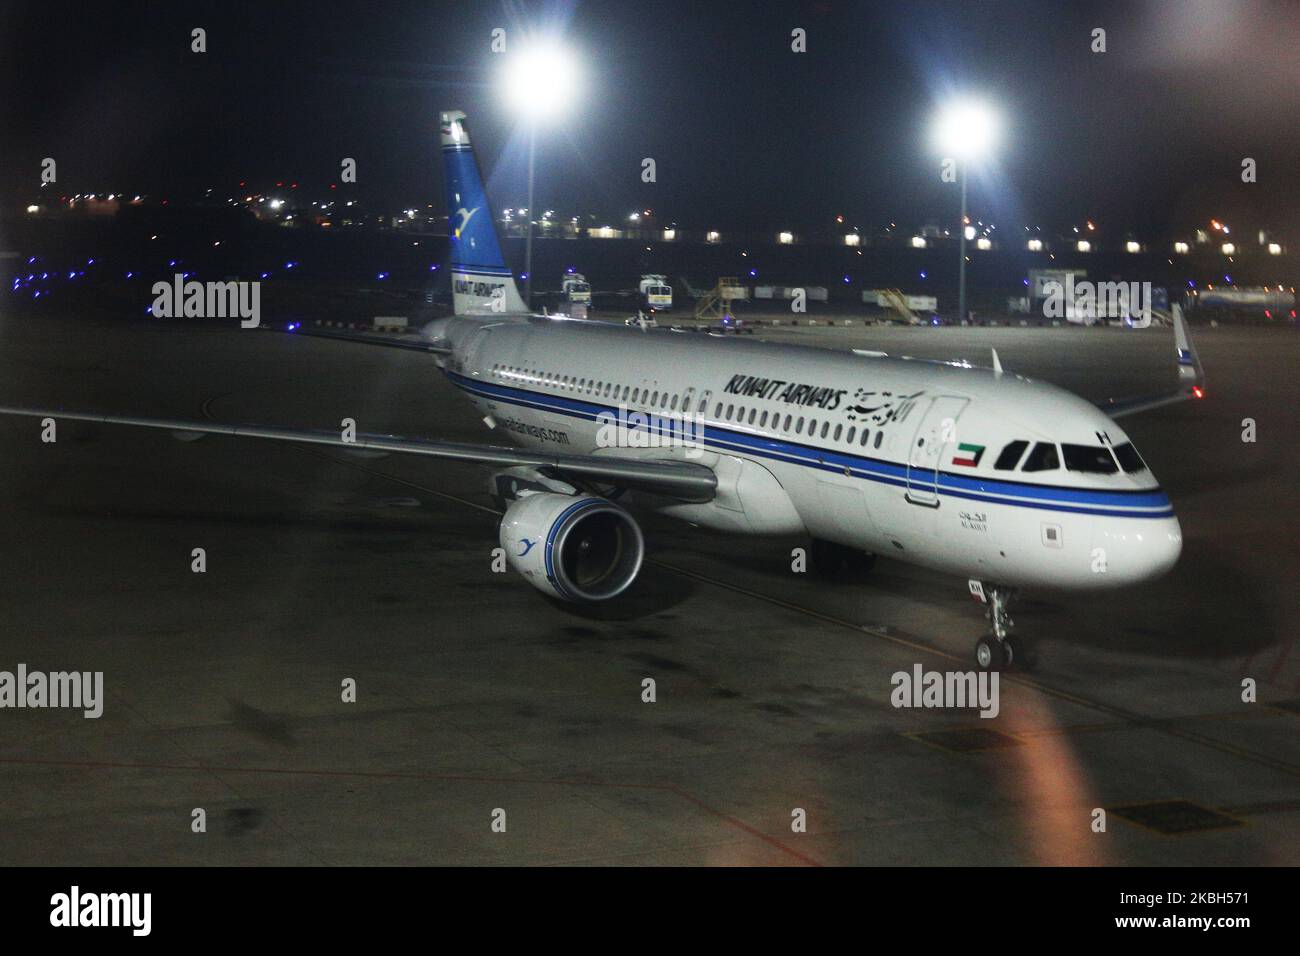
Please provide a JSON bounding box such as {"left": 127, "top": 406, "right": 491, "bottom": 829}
{"left": 975, "top": 636, "right": 1005, "bottom": 671}
{"left": 1004, "top": 635, "right": 1035, "bottom": 671}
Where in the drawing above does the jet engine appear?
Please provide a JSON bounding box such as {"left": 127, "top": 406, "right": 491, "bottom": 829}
{"left": 499, "top": 493, "right": 644, "bottom": 602}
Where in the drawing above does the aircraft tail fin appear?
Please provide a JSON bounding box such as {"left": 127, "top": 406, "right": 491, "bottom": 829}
{"left": 439, "top": 111, "right": 529, "bottom": 316}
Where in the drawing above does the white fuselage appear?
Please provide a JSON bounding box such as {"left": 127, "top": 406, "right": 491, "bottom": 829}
{"left": 440, "top": 315, "right": 1183, "bottom": 591}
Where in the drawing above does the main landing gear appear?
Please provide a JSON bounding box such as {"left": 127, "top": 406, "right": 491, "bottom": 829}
{"left": 969, "top": 580, "right": 1024, "bottom": 671}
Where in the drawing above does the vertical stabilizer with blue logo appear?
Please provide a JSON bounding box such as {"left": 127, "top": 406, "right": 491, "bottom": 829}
{"left": 440, "top": 110, "right": 529, "bottom": 316}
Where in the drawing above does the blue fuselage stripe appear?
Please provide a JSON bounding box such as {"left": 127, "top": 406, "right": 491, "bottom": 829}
{"left": 449, "top": 371, "right": 1175, "bottom": 519}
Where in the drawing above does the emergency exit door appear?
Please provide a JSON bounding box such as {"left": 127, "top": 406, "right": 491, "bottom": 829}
{"left": 905, "top": 396, "right": 969, "bottom": 506}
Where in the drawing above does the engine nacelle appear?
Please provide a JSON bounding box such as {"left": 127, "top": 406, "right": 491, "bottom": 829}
{"left": 499, "top": 493, "right": 644, "bottom": 602}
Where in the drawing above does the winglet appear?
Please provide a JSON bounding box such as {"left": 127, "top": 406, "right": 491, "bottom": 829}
{"left": 1172, "top": 303, "right": 1205, "bottom": 395}
{"left": 1097, "top": 303, "right": 1207, "bottom": 418}
{"left": 991, "top": 348, "right": 1003, "bottom": 376}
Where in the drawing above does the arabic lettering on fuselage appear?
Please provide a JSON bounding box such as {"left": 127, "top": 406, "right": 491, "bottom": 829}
{"left": 723, "top": 373, "right": 847, "bottom": 410}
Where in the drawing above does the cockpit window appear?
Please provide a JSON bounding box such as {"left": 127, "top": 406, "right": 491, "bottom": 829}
{"left": 1062, "top": 443, "right": 1118, "bottom": 475}
{"left": 1021, "top": 442, "right": 1060, "bottom": 472}
{"left": 1112, "top": 442, "right": 1148, "bottom": 474}
{"left": 994, "top": 440, "right": 1029, "bottom": 470}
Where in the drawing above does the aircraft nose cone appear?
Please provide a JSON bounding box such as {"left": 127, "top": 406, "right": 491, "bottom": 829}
{"left": 1098, "top": 515, "right": 1183, "bottom": 584}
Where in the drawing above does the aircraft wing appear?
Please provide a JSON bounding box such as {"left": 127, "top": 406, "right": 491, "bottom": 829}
{"left": 1095, "top": 306, "right": 1206, "bottom": 419}
{"left": 275, "top": 321, "right": 453, "bottom": 354}
{"left": 0, "top": 405, "right": 717, "bottom": 502}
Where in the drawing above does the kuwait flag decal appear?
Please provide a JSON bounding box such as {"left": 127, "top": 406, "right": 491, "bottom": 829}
{"left": 952, "top": 443, "right": 985, "bottom": 467}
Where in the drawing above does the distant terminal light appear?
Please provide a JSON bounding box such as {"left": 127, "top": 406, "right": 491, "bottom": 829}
{"left": 1173, "top": 241, "right": 1190, "bottom": 254}
{"left": 706, "top": 231, "right": 721, "bottom": 244}
{"left": 844, "top": 233, "right": 860, "bottom": 247}
{"left": 1221, "top": 243, "right": 1236, "bottom": 255}
{"left": 1026, "top": 239, "right": 1043, "bottom": 252}
{"left": 1076, "top": 240, "right": 1092, "bottom": 253}
{"left": 1125, "top": 241, "right": 1141, "bottom": 253}
{"left": 25, "top": 205, "right": 39, "bottom": 214}
{"left": 963, "top": 225, "right": 977, "bottom": 242}
{"left": 662, "top": 228, "right": 676, "bottom": 241}
{"left": 975, "top": 237, "right": 992, "bottom": 251}
{"left": 1268, "top": 243, "right": 1283, "bottom": 255}
{"left": 778, "top": 232, "right": 794, "bottom": 245}
{"left": 910, "top": 236, "right": 927, "bottom": 249}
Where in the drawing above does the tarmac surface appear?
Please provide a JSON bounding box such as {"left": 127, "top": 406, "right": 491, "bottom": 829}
{"left": 0, "top": 308, "right": 1297, "bottom": 865}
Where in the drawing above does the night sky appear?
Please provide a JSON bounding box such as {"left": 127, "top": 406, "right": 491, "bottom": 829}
{"left": 2, "top": 0, "right": 1297, "bottom": 237}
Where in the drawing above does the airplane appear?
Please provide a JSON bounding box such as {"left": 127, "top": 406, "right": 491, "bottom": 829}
{"left": 0, "top": 109, "right": 1205, "bottom": 671}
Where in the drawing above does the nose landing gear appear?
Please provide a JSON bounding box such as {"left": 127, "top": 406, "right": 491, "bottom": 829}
{"left": 969, "top": 580, "right": 1022, "bottom": 671}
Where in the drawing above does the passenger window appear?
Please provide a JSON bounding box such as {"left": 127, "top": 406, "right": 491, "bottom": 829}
{"left": 834, "top": 424, "right": 843, "bottom": 441}
{"left": 1021, "top": 442, "right": 1060, "bottom": 472}
{"left": 748, "top": 409, "right": 756, "bottom": 424}
{"left": 760, "top": 411, "right": 768, "bottom": 427}
{"left": 994, "top": 440, "right": 1029, "bottom": 471}
{"left": 1062, "top": 444, "right": 1118, "bottom": 475}
{"left": 874, "top": 431, "right": 883, "bottom": 449}
{"left": 784, "top": 415, "right": 792, "bottom": 431}
{"left": 820, "top": 422, "right": 829, "bottom": 439}
{"left": 796, "top": 417, "right": 805, "bottom": 432}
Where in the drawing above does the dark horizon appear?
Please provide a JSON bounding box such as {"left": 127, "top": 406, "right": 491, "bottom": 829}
{"left": 2, "top": 0, "right": 1298, "bottom": 239}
